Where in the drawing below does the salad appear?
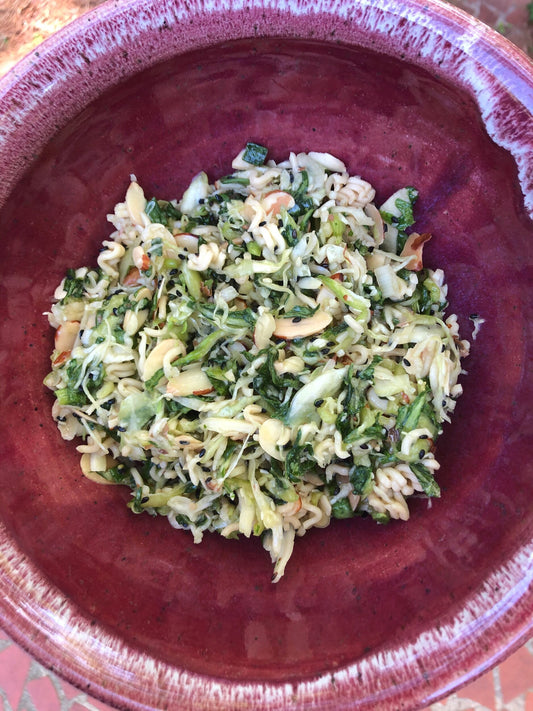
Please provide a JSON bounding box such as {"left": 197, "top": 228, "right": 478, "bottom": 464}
{"left": 44, "top": 143, "right": 469, "bottom": 581}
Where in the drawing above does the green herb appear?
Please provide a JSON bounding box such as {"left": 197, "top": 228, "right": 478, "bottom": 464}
{"left": 357, "top": 355, "right": 383, "bottom": 381}
{"left": 219, "top": 175, "right": 250, "bottom": 186}
{"left": 396, "top": 390, "right": 427, "bottom": 432}
{"left": 331, "top": 498, "right": 355, "bottom": 519}
{"left": 55, "top": 387, "right": 88, "bottom": 407}
{"left": 205, "top": 365, "right": 231, "bottom": 396}
{"left": 336, "top": 366, "right": 363, "bottom": 438}
{"left": 63, "top": 269, "right": 85, "bottom": 299}
{"left": 252, "top": 347, "right": 301, "bottom": 419}
{"left": 283, "top": 304, "right": 319, "bottom": 319}
{"left": 284, "top": 430, "right": 315, "bottom": 482}
{"left": 197, "top": 302, "right": 256, "bottom": 329}
{"left": 395, "top": 187, "right": 418, "bottom": 232}
{"left": 349, "top": 465, "right": 373, "bottom": 495}
{"left": 410, "top": 462, "right": 441, "bottom": 497}
{"left": 217, "top": 441, "right": 239, "bottom": 478}
{"left": 242, "top": 142, "right": 268, "bottom": 166}
{"left": 149, "top": 237, "right": 163, "bottom": 257}
{"left": 289, "top": 171, "right": 315, "bottom": 217}
{"left": 279, "top": 208, "right": 300, "bottom": 246}
{"left": 113, "top": 326, "right": 126, "bottom": 344}
{"left": 145, "top": 198, "right": 181, "bottom": 227}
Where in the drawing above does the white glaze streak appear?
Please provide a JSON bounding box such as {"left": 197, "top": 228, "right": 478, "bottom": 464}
{"left": 0, "top": 525, "right": 532, "bottom": 709}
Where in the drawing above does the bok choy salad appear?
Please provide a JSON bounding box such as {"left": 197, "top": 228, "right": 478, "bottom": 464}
{"left": 44, "top": 143, "right": 469, "bottom": 582}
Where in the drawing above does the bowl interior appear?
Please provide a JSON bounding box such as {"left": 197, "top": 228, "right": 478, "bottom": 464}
{"left": 0, "top": 30, "right": 532, "bottom": 701}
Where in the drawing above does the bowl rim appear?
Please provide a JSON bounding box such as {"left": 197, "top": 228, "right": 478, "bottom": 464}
{"left": 0, "top": 0, "right": 532, "bottom": 709}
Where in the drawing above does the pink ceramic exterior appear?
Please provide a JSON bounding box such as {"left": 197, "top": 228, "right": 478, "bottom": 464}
{"left": 0, "top": 1, "right": 531, "bottom": 709}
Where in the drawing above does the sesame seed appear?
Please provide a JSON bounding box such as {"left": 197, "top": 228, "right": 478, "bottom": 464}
{"left": 403, "top": 358, "right": 411, "bottom": 367}
{"left": 314, "top": 399, "right": 324, "bottom": 407}
{"left": 418, "top": 449, "right": 426, "bottom": 459}
{"left": 141, "top": 496, "right": 149, "bottom": 504}
{"left": 292, "top": 316, "right": 302, "bottom": 323}
{"left": 198, "top": 448, "right": 206, "bottom": 458}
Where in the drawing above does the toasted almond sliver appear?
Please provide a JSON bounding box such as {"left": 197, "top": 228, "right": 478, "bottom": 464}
{"left": 125, "top": 181, "right": 147, "bottom": 226}
{"left": 142, "top": 339, "right": 182, "bottom": 382}
{"left": 273, "top": 311, "right": 332, "bottom": 340}
{"left": 55, "top": 320, "right": 80, "bottom": 353}
{"left": 166, "top": 368, "right": 214, "bottom": 397}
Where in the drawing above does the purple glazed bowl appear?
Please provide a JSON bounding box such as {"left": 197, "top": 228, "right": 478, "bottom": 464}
{"left": 0, "top": 0, "right": 532, "bottom": 709}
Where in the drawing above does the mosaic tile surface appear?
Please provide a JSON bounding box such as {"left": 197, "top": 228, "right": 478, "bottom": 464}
{"left": 0, "top": 0, "right": 531, "bottom": 709}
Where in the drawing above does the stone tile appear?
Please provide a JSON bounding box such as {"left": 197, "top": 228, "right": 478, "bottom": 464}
{"left": 0, "top": 644, "right": 31, "bottom": 710}
{"left": 498, "top": 644, "right": 533, "bottom": 705}
{"left": 23, "top": 676, "right": 61, "bottom": 710}
{"left": 456, "top": 670, "right": 496, "bottom": 709}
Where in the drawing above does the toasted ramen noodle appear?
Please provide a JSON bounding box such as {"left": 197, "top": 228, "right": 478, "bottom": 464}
{"left": 45, "top": 144, "right": 470, "bottom": 582}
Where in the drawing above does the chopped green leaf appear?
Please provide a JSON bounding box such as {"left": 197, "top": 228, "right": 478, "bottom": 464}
{"left": 331, "top": 498, "right": 355, "bottom": 519}
{"left": 396, "top": 390, "right": 427, "bottom": 432}
{"left": 349, "top": 465, "right": 373, "bottom": 496}
{"left": 410, "top": 462, "right": 441, "bottom": 497}
{"left": 284, "top": 430, "right": 315, "bottom": 482}
{"left": 243, "top": 142, "right": 268, "bottom": 166}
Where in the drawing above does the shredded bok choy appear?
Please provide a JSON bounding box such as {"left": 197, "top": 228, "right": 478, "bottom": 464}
{"left": 44, "top": 144, "right": 469, "bottom": 582}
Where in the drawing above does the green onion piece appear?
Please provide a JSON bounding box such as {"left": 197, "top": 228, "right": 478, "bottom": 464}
{"left": 243, "top": 142, "right": 268, "bottom": 166}
{"left": 247, "top": 241, "right": 262, "bottom": 257}
{"left": 173, "top": 329, "right": 224, "bottom": 368}
{"left": 219, "top": 175, "right": 250, "bottom": 186}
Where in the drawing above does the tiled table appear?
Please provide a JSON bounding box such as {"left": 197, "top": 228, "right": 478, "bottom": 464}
{"left": 0, "top": 1, "right": 532, "bottom": 709}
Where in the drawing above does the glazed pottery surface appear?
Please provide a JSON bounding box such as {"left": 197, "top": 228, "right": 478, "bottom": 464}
{"left": 0, "top": 1, "right": 531, "bottom": 709}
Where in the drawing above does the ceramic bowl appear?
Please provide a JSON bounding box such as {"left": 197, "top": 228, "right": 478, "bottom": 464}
{"left": 0, "top": 0, "right": 532, "bottom": 709}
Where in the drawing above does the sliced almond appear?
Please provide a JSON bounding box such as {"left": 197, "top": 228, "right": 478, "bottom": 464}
{"left": 203, "top": 417, "right": 258, "bottom": 437}
{"left": 123, "top": 309, "right": 148, "bottom": 336}
{"left": 400, "top": 232, "right": 432, "bottom": 271}
{"left": 254, "top": 311, "right": 276, "bottom": 349}
{"left": 262, "top": 190, "right": 295, "bottom": 215}
{"left": 273, "top": 311, "right": 332, "bottom": 340}
{"left": 55, "top": 320, "right": 80, "bottom": 353}
{"left": 258, "top": 418, "right": 291, "bottom": 460}
{"left": 166, "top": 368, "right": 214, "bottom": 397}
{"left": 142, "top": 339, "right": 182, "bottom": 382}
{"left": 125, "top": 181, "right": 147, "bottom": 227}
{"left": 174, "top": 434, "right": 205, "bottom": 450}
